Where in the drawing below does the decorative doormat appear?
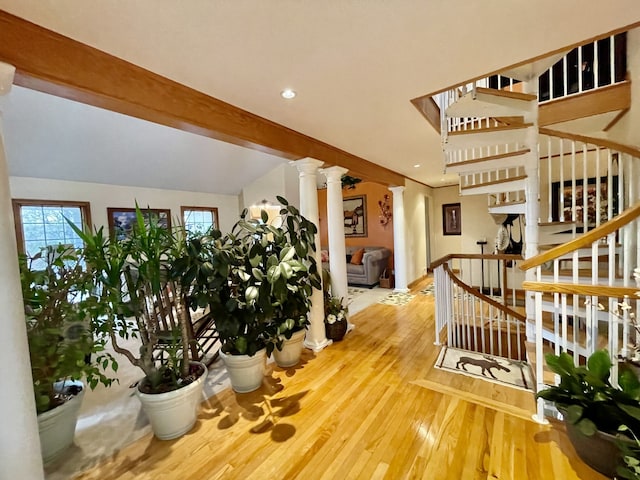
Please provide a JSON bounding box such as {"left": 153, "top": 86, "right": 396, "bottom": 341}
{"left": 420, "top": 284, "right": 435, "bottom": 296}
{"left": 434, "top": 346, "right": 534, "bottom": 392}
{"left": 378, "top": 292, "right": 415, "bottom": 306}
{"left": 348, "top": 287, "right": 367, "bottom": 300}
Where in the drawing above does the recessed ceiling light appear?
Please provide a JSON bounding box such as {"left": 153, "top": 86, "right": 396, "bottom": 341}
{"left": 281, "top": 89, "right": 296, "bottom": 99}
{"left": 413, "top": 164, "right": 421, "bottom": 168}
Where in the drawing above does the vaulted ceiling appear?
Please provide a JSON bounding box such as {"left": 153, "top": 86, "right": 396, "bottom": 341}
{"left": 1, "top": 2, "right": 639, "bottom": 194}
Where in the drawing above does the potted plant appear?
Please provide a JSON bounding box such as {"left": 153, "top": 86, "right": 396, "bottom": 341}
{"left": 537, "top": 349, "right": 640, "bottom": 477}
{"left": 73, "top": 208, "right": 207, "bottom": 440}
{"left": 19, "top": 244, "right": 117, "bottom": 464}
{"left": 184, "top": 196, "right": 321, "bottom": 389}
{"left": 324, "top": 295, "right": 348, "bottom": 341}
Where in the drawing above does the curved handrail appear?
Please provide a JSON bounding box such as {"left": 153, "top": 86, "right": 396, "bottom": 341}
{"left": 430, "top": 252, "right": 523, "bottom": 270}
{"left": 519, "top": 202, "right": 640, "bottom": 270}
{"left": 539, "top": 127, "right": 640, "bottom": 158}
{"left": 441, "top": 263, "right": 526, "bottom": 322}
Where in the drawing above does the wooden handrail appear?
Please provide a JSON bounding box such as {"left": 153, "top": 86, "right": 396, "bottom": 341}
{"left": 443, "top": 264, "right": 526, "bottom": 321}
{"left": 539, "top": 127, "right": 640, "bottom": 158}
{"left": 430, "top": 253, "right": 523, "bottom": 270}
{"left": 523, "top": 281, "right": 638, "bottom": 298}
{"left": 519, "top": 202, "right": 640, "bottom": 270}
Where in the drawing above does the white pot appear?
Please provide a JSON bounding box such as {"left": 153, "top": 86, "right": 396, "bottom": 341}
{"left": 136, "top": 362, "right": 207, "bottom": 440}
{"left": 273, "top": 329, "right": 306, "bottom": 368}
{"left": 37, "top": 380, "right": 85, "bottom": 465}
{"left": 220, "top": 348, "right": 267, "bottom": 393}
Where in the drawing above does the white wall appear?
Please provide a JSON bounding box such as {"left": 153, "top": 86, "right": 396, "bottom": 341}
{"left": 9, "top": 176, "right": 241, "bottom": 234}
{"left": 240, "top": 163, "right": 301, "bottom": 210}
{"left": 404, "top": 179, "right": 432, "bottom": 283}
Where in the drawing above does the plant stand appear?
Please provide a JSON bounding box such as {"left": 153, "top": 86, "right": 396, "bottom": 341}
{"left": 326, "top": 321, "right": 347, "bottom": 341}
{"left": 220, "top": 348, "right": 267, "bottom": 393}
{"left": 273, "top": 329, "right": 306, "bottom": 367}
{"left": 136, "top": 362, "right": 207, "bottom": 440}
{"left": 37, "top": 380, "right": 85, "bottom": 464}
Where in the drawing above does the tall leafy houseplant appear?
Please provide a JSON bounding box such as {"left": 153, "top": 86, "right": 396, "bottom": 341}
{"left": 188, "top": 196, "right": 321, "bottom": 356}
{"left": 20, "top": 244, "right": 117, "bottom": 463}
{"left": 73, "top": 208, "right": 208, "bottom": 439}
{"left": 72, "top": 209, "right": 197, "bottom": 392}
{"left": 20, "top": 244, "right": 117, "bottom": 414}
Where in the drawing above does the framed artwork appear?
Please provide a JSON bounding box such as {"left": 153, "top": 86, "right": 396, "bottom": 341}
{"left": 551, "top": 175, "right": 618, "bottom": 229}
{"left": 343, "top": 195, "right": 367, "bottom": 237}
{"left": 107, "top": 207, "right": 171, "bottom": 241}
{"left": 442, "top": 203, "right": 461, "bottom": 236}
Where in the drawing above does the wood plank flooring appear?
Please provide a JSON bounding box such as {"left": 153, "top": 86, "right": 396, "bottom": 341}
{"left": 75, "top": 278, "right": 606, "bottom": 480}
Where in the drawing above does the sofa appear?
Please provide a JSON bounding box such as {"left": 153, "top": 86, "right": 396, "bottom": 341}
{"left": 321, "top": 245, "right": 392, "bottom": 287}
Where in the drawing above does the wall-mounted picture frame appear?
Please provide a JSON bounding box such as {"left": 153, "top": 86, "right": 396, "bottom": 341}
{"left": 107, "top": 207, "right": 171, "bottom": 241}
{"left": 343, "top": 195, "right": 367, "bottom": 237}
{"left": 442, "top": 203, "right": 461, "bottom": 236}
{"left": 551, "top": 175, "right": 619, "bottom": 230}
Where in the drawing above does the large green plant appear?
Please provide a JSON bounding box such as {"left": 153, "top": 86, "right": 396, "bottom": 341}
{"left": 20, "top": 244, "right": 117, "bottom": 414}
{"left": 537, "top": 350, "right": 640, "bottom": 436}
{"left": 73, "top": 207, "right": 195, "bottom": 393}
{"left": 181, "top": 196, "right": 321, "bottom": 356}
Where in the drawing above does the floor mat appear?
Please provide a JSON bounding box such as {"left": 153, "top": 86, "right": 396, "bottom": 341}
{"left": 378, "top": 292, "right": 415, "bottom": 306}
{"left": 420, "top": 283, "right": 435, "bottom": 296}
{"left": 434, "top": 346, "right": 534, "bottom": 392}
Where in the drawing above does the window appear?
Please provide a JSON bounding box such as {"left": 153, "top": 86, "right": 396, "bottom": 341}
{"left": 181, "top": 206, "right": 219, "bottom": 234}
{"left": 12, "top": 199, "right": 91, "bottom": 258}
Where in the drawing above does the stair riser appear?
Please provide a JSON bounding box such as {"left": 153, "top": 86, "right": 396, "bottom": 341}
{"left": 460, "top": 179, "right": 526, "bottom": 196}
{"left": 444, "top": 127, "right": 532, "bottom": 150}
{"left": 446, "top": 151, "right": 533, "bottom": 174}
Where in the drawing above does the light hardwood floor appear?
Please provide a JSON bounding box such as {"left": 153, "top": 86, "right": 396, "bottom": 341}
{"left": 75, "top": 278, "right": 606, "bottom": 480}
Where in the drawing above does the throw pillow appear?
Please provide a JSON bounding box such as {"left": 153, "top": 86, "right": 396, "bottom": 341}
{"left": 346, "top": 254, "right": 352, "bottom": 263}
{"left": 321, "top": 250, "right": 329, "bottom": 263}
{"left": 350, "top": 248, "right": 365, "bottom": 265}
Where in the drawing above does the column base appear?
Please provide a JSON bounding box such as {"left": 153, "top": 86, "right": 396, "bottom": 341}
{"left": 393, "top": 287, "right": 410, "bottom": 294}
{"left": 304, "top": 338, "right": 333, "bottom": 352}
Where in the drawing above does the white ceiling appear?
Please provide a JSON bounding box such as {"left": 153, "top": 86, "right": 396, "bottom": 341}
{"left": 1, "top": 1, "right": 639, "bottom": 192}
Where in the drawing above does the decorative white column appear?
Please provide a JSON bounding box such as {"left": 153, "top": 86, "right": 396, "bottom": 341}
{"left": 321, "top": 166, "right": 353, "bottom": 331}
{"left": 0, "top": 63, "right": 45, "bottom": 479}
{"left": 389, "top": 186, "right": 409, "bottom": 293}
{"left": 291, "top": 158, "right": 331, "bottom": 351}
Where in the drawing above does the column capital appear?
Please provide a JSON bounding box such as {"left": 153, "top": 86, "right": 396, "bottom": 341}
{"left": 388, "top": 185, "right": 405, "bottom": 195}
{"left": 290, "top": 158, "right": 324, "bottom": 175}
{"left": 320, "top": 165, "right": 348, "bottom": 183}
{"left": 0, "top": 62, "right": 15, "bottom": 96}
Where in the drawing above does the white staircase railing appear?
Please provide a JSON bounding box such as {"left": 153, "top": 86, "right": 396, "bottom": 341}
{"left": 432, "top": 253, "right": 526, "bottom": 360}
{"left": 520, "top": 202, "right": 640, "bottom": 421}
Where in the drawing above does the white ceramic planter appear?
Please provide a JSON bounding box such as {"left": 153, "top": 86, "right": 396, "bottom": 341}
{"left": 273, "top": 329, "right": 306, "bottom": 368}
{"left": 136, "top": 362, "right": 207, "bottom": 440}
{"left": 37, "top": 380, "right": 85, "bottom": 464}
{"left": 220, "top": 348, "right": 267, "bottom": 393}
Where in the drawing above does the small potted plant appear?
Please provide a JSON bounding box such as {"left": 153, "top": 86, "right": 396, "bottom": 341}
{"left": 324, "top": 295, "right": 348, "bottom": 341}
{"left": 73, "top": 207, "right": 207, "bottom": 440}
{"left": 19, "top": 244, "right": 117, "bottom": 464}
{"left": 537, "top": 349, "right": 640, "bottom": 477}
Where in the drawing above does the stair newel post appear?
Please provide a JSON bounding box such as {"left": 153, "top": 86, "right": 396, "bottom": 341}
{"left": 522, "top": 78, "right": 541, "bottom": 343}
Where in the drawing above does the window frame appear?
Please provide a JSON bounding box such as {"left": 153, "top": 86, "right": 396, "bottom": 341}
{"left": 12, "top": 199, "right": 92, "bottom": 254}
{"left": 180, "top": 206, "right": 219, "bottom": 233}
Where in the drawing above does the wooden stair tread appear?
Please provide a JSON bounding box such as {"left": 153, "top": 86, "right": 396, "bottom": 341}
{"left": 447, "top": 148, "right": 530, "bottom": 168}
{"left": 448, "top": 123, "right": 533, "bottom": 136}
{"left": 491, "top": 199, "right": 526, "bottom": 207}
{"left": 461, "top": 174, "right": 527, "bottom": 190}
{"left": 475, "top": 87, "right": 537, "bottom": 102}
{"left": 538, "top": 221, "right": 582, "bottom": 227}
{"left": 540, "top": 267, "right": 622, "bottom": 279}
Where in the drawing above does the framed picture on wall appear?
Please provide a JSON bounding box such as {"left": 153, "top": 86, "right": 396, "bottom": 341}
{"left": 551, "top": 175, "right": 618, "bottom": 229}
{"left": 343, "top": 195, "right": 367, "bottom": 237}
{"left": 107, "top": 207, "right": 171, "bottom": 241}
{"left": 442, "top": 203, "right": 461, "bottom": 236}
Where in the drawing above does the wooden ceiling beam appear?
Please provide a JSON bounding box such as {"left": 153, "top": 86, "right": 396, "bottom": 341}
{"left": 0, "top": 10, "right": 405, "bottom": 187}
